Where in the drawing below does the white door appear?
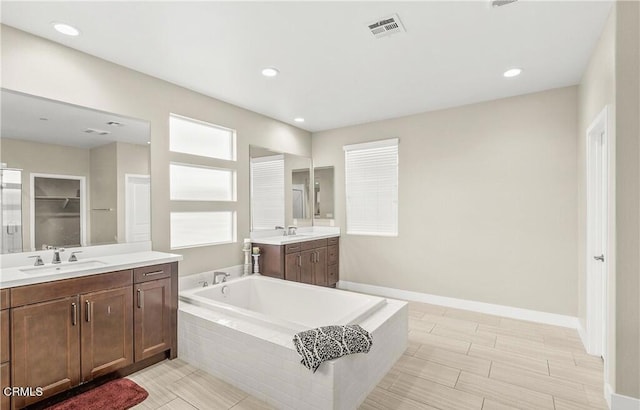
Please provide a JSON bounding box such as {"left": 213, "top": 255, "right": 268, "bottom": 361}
{"left": 125, "top": 174, "right": 151, "bottom": 242}
{"left": 586, "top": 107, "right": 608, "bottom": 358}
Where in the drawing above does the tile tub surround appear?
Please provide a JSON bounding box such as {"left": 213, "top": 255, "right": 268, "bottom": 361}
{"left": 178, "top": 285, "right": 407, "bottom": 410}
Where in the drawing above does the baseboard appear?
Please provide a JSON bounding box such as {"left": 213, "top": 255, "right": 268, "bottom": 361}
{"left": 611, "top": 390, "right": 640, "bottom": 410}
{"left": 337, "top": 280, "right": 579, "bottom": 329}
{"left": 577, "top": 321, "right": 590, "bottom": 353}
{"left": 605, "top": 383, "right": 613, "bottom": 409}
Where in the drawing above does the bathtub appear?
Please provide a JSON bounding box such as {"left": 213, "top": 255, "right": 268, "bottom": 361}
{"left": 178, "top": 275, "right": 407, "bottom": 410}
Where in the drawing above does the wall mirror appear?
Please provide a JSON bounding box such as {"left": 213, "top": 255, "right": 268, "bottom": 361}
{"left": 0, "top": 89, "right": 151, "bottom": 253}
{"left": 313, "top": 166, "right": 334, "bottom": 219}
{"left": 249, "top": 145, "right": 312, "bottom": 231}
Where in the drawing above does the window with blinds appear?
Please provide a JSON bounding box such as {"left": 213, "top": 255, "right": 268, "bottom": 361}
{"left": 169, "top": 113, "right": 237, "bottom": 249}
{"left": 344, "top": 138, "right": 399, "bottom": 236}
{"left": 250, "top": 155, "right": 285, "bottom": 230}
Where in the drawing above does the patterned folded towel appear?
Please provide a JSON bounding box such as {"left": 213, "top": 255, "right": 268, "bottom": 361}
{"left": 293, "top": 324, "right": 373, "bottom": 372}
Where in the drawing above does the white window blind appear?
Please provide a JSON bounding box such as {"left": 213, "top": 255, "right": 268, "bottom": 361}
{"left": 344, "top": 138, "right": 399, "bottom": 236}
{"left": 250, "top": 155, "right": 285, "bottom": 230}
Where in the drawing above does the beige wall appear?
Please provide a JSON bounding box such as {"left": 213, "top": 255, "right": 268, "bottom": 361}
{"left": 1, "top": 25, "right": 311, "bottom": 275}
{"left": 313, "top": 87, "right": 579, "bottom": 316}
{"left": 0, "top": 138, "right": 90, "bottom": 251}
{"left": 614, "top": 0, "right": 639, "bottom": 399}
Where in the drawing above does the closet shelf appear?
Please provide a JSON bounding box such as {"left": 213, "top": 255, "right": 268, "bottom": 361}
{"left": 34, "top": 196, "right": 80, "bottom": 200}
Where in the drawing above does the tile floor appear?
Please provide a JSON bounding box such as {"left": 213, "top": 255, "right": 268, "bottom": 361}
{"left": 129, "top": 301, "right": 606, "bottom": 410}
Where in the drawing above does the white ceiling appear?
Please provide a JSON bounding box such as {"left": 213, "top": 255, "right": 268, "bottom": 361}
{"left": 1, "top": 90, "right": 150, "bottom": 149}
{"left": 0, "top": 1, "right": 613, "bottom": 132}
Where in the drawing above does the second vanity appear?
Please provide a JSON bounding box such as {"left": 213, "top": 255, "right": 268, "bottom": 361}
{"left": 251, "top": 228, "right": 340, "bottom": 287}
{"left": 0, "top": 243, "right": 181, "bottom": 409}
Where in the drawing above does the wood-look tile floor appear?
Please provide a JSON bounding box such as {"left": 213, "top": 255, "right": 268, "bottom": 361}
{"left": 129, "top": 301, "right": 606, "bottom": 410}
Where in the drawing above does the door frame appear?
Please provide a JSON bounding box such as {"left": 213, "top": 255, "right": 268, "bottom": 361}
{"left": 124, "top": 173, "right": 151, "bottom": 243}
{"left": 30, "top": 172, "right": 87, "bottom": 251}
{"left": 585, "top": 106, "right": 611, "bottom": 360}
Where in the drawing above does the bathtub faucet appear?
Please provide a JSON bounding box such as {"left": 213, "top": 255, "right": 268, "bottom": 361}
{"left": 213, "top": 271, "right": 230, "bottom": 284}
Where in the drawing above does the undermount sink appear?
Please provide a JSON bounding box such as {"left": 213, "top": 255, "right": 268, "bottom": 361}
{"left": 19, "top": 260, "right": 108, "bottom": 274}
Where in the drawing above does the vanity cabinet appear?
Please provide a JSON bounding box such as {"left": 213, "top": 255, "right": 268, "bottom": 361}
{"left": 6, "top": 261, "right": 178, "bottom": 409}
{"left": 133, "top": 263, "right": 173, "bottom": 362}
{"left": 10, "top": 270, "right": 132, "bottom": 408}
{"left": 256, "top": 237, "right": 339, "bottom": 287}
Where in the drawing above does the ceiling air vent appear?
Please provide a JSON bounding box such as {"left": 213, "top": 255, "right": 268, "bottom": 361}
{"left": 84, "top": 128, "right": 111, "bottom": 136}
{"left": 367, "top": 14, "right": 405, "bottom": 39}
{"left": 491, "top": 0, "right": 518, "bottom": 7}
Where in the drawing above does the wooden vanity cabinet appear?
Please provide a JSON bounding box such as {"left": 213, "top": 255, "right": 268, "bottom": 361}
{"left": 6, "top": 261, "right": 178, "bottom": 409}
{"left": 255, "top": 237, "right": 339, "bottom": 287}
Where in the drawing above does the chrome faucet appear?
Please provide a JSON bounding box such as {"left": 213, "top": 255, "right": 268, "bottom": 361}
{"left": 49, "top": 247, "right": 65, "bottom": 264}
{"left": 68, "top": 251, "right": 82, "bottom": 262}
{"left": 287, "top": 226, "right": 298, "bottom": 236}
{"left": 28, "top": 255, "right": 44, "bottom": 266}
{"left": 213, "top": 271, "right": 230, "bottom": 284}
{"left": 275, "top": 226, "right": 286, "bottom": 236}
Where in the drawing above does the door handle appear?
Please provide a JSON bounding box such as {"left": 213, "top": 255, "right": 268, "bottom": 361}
{"left": 137, "top": 289, "right": 143, "bottom": 309}
{"left": 85, "top": 300, "right": 91, "bottom": 322}
{"left": 297, "top": 255, "right": 301, "bottom": 267}
{"left": 594, "top": 254, "right": 605, "bottom": 262}
{"left": 71, "top": 303, "right": 77, "bottom": 326}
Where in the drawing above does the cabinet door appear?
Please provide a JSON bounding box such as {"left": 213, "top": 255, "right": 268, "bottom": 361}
{"left": 1, "top": 362, "right": 10, "bottom": 410}
{"left": 300, "top": 250, "right": 315, "bottom": 284}
{"left": 284, "top": 253, "right": 301, "bottom": 282}
{"left": 134, "top": 278, "right": 171, "bottom": 361}
{"left": 80, "top": 286, "right": 133, "bottom": 382}
{"left": 11, "top": 297, "right": 80, "bottom": 408}
{"left": 314, "top": 247, "right": 328, "bottom": 286}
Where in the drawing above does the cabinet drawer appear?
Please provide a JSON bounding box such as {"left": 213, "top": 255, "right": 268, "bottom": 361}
{"left": 285, "top": 243, "right": 302, "bottom": 254}
{"left": 328, "top": 245, "right": 338, "bottom": 265}
{"left": 134, "top": 263, "right": 172, "bottom": 283}
{"left": 1, "top": 310, "right": 8, "bottom": 363}
{"left": 1, "top": 289, "right": 9, "bottom": 310}
{"left": 327, "top": 264, "right": 338, "bottom": 286}
{"left": 301, "top": 239, "right": 328, "bottom": 251}
{"left": 327, "top": 237, "right": 339, "bottom": 246}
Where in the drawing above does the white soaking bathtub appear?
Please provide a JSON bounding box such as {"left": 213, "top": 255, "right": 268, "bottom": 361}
{"left": 178, "top": 275, "right": 407, "bottom": 410}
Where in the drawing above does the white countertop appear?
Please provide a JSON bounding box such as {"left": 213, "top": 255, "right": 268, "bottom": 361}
{"left": 0, "top": 250, "right": 182, "bottom": 289}
{"left": 250, "top": 227, "right": 340, "bottom": 246}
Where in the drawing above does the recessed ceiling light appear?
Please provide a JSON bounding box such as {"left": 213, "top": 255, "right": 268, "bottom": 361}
{"left": 294, "top": 118, "right": 305, "bottom": 123}
{"left": 52, "top": 22, "right": 80, "bottom": 36}
{"left": 147, "top": 141, "right": 151, "bottom": 145}
{"left": 503, "top": 68, "right": 522, "bottom": 78}
{"left": 261, "top": 67, "right": 279, "bottom": 77}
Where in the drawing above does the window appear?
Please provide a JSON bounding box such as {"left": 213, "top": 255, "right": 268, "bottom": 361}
{"left": 170, "top": 212, "right": 235, "bottom": 248}
{"left": 169, "top": 114, "right": 237, "bottom": 249}
{"left": 170, "top": 163, "right": 235, "bottom": 201}
{"left": 169, "top": 114, "right": 235, "bottom": 160}
{"left": 250, "top": 155, "right": 285, "bottom": 230}
{"left": 344, "top": 138, "right": 398, "bottom": 236}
